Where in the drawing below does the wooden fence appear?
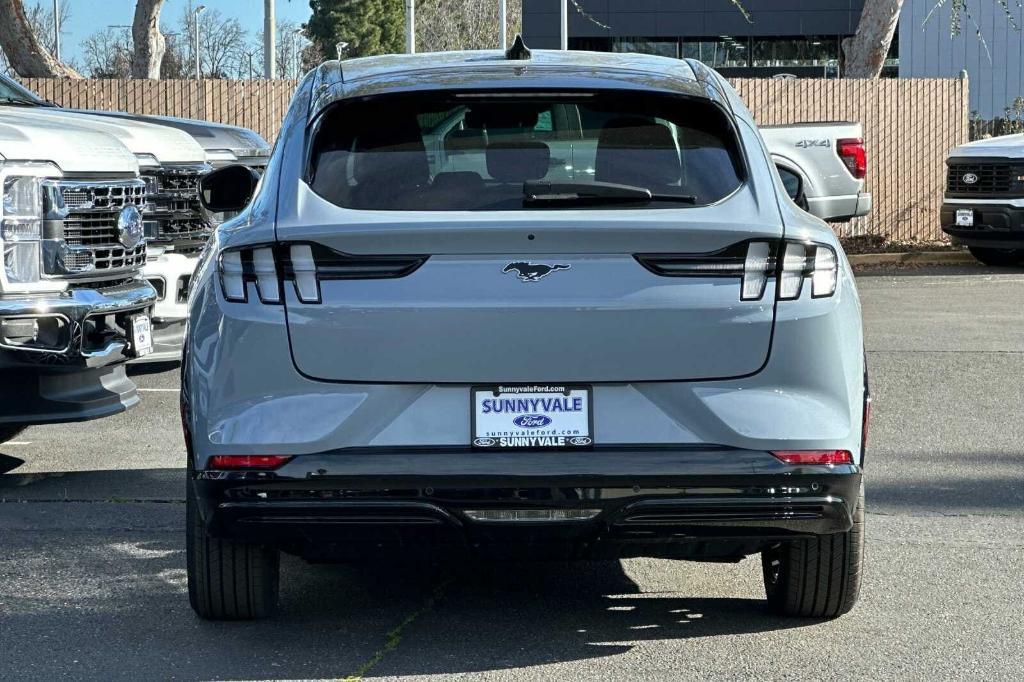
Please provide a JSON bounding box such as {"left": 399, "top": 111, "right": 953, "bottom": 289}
{"left": 23, "top": 78, "right": 300, "bottom": 144}
{"left": 21, "top": 76, "right": 969, "bottom": 242}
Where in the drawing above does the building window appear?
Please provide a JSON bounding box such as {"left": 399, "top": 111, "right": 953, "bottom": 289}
{"left": 611, "top": 38, "right": 679, "bottom": 59}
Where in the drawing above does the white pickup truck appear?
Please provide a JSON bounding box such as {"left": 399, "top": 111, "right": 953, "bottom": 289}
{"left": 941, "top": 133, "right": 1024, "bottom": 265}
{"left": 0, "top": 112, "right": 157, "bottom": 442}
{"left": 0, "top": 75, "right": 273, "bottom": 360}
{"left": 761, "top": 122, "right": 872, "bottom": 222}
{"left": 0, "top": 79, "right": 213, "bottom": 361}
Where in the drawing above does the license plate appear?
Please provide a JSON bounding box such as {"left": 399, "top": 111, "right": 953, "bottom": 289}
{"left": 472, "top": 385, "right": 593, "bottom": 449}
{"left": 956, "top": 209, "right": 974, "bottom": 227}
{"left": 130, "top": 315, "right": 153, "bottom": 357}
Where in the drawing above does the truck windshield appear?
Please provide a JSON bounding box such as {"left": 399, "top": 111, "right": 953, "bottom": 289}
{"left": 308, "top": 91, "right": 745, "bottom": 211}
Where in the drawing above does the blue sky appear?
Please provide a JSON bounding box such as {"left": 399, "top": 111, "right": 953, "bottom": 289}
{"left": 28, "top": 0, "right": 313, "bottom": 64}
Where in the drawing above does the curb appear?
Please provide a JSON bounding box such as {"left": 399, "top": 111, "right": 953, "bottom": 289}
{"left": 847, "top": 250, "right": 975, "bottom": 266}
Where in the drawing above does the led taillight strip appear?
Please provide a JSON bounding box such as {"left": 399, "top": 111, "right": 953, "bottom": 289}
{"left": 219, "top": 243, "right": 428, "bottom": 304}
{"left": 636, "top": 239, "right": 838, "bottom": 302}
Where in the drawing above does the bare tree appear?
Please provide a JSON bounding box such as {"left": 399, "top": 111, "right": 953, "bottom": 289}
{"left": 81, "top": 27, "right": 133, "bottom": 78}
{"left": 0, "top": 0, "right": 79, "bottom": 77}
{"left": 177, "top": 2, "right": 247, "bottom": 78}
{"left": 25, "top": 0, "right": 72, "bottom": 57}
{"left": 131, "top": 0, "right": 167, "bottom": 79}
{"left": 416, "top": 0, "right": 523, "bottom": 52}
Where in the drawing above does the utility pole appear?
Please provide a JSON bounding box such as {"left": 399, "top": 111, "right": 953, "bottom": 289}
{"left": 560, "top": 0, "right": 568, "bottom": 50}
{"left": 499, "top": 0, "right": 507, "bottom": 51}
{"left": 405, "top": 0, "right": 415, "bottom": 54}
{"left": 264, "top": 0, "right": 276, "bottom": 78}
{"left": 194, "top": 5, "right": 206, "bottom": 80}
{"left": 52, "top": 0, "right": 60, "bottom": 61}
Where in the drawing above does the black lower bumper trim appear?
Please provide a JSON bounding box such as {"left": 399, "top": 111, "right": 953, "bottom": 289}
{"left": 0, "top": 364, "right": 138, "bottom": 425}
{"left": 192, "top": 447, "right": 861, "bottom": 561}
{"left": 941, "top": 203, "right": 1024, "bottom": 247}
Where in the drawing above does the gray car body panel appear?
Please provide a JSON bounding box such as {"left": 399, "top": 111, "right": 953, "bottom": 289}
{"left": 184, "top": 51, "right": 865, "bottom": 470}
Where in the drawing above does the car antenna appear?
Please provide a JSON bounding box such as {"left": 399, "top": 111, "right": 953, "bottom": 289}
{"left": 505, "top": 34, "right": 531, "bottom": 61}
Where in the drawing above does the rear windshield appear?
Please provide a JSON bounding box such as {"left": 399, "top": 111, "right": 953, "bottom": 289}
{"left": 308, "top": 91, "right": 745, "bottom": 211}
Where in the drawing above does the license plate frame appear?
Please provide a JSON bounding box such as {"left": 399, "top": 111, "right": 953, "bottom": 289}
{"left": 471, "top": 384, "right": 594, "bottom": 449}
{"left": 955, "top": 208, "right": 974, "bottom": 227}
{"left": 130, "top": 314, "right": 153, "bottom": 358}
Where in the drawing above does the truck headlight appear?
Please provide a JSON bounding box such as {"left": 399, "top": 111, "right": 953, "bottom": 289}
{"left": 1, "top": 165, "right": 57, "bottom": 285}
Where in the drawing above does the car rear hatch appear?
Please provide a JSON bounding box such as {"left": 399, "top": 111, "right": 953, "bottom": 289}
{"left": 276, "top": 88, "right": 782, "bottom": 384}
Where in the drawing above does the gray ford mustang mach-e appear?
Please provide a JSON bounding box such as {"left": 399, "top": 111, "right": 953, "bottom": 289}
{"left": 183, "top": 42, "right": 869, "bottom": 620}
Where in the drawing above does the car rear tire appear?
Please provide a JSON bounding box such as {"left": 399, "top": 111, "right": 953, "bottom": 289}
{"left": 968, "top": 247, "right": 1021, "bottom": 267}
{"left": 186, "top": 482, "right": 279, "bottom": 620}
{"left": 0, "top": 425, "right": 26, "bottom": 443}
{"left": 761, "top": 488, "right": 864, "bottom": 618}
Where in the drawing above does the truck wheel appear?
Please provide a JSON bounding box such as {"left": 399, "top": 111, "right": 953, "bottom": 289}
{"left": 186, "top": 482, "right": 279, "bottom": 620}
{"left": 968, "top": 247, "right": 1021, "bottom": 267}
{"left": 0, "top": 425, "right": 26, "bottom": 443}
{"left": 761, "top": 488, "right": 864, "bottom": 618}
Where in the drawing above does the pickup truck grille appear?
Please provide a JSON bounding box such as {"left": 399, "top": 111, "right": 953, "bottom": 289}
{"left": 946, "top": 161, "right": 1024, "bottom": 196}
{"left": 42, "top": 179, "right": 148, "bottom": 282}
{"left": 142, "top": 164, "right": 213, "bottom": 247}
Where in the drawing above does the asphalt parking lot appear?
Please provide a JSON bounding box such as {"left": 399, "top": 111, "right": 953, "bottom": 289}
{"left": 2, "top": 265, "right": 1023, "bottom": 681}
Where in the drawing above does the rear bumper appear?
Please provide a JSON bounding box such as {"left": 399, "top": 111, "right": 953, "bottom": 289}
{"left": 941, "top": 202, "right": 1024, "bottom": 248}
{"left": 806, "top": 192, "right": 871, "bottom": 222}
{"left": 193, "top": 447, "right": 862, "bottom": 560}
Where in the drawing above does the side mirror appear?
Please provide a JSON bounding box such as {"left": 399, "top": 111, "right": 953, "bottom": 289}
{"left": 199, "top": 164, "right": 260, "bottom": 213}
{"left": 776, "top": 164, "right": 808, "bottom": 211}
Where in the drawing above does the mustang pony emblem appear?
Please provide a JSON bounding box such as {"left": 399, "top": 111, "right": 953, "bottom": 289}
{"left": 503, "top": 261, "right": 571, "bottom": 282}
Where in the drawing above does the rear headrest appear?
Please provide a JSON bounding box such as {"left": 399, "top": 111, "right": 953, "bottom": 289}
{"left": 486, "top": 141, "right": 550, "bottom": 182}
{"left": 351, "top": 118, "right": 430, "bottom": 188}
{"left": 594, "top": 117, "right": 681, "bottom": 187}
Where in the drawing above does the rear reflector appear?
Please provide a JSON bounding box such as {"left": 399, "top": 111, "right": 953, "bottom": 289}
{"left": 207, "top": 455, "right": 293, "bottom": 470}
{"left": 463, "top": 509, "right": 601, "bottom": 522}
{"left": 771, "top": 450, "right": 853, "bottom": 465}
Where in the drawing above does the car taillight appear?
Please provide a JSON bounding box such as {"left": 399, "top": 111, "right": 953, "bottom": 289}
{"left": 207, "top": 455, "right": 292, "bottom": 470}
{"left": 218, "top": 243, "right": 428, "bottom": 304}
{"left": 637, "top": 239, "right": 839, "bottom": 302}
{"left": 218, "top": 247, "right": 281, "bottom": 304}
{"left": 771, "top": 450, "right": 853, "bottom": 465}
{"left": 775, "top": 241, "right": 839, "bottom": 300}
{"left": 838, "top": 138, "right": 867, "bottom": 180}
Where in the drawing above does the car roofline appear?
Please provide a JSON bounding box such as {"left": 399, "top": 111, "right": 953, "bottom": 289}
{"left": 308, "top": 49, "right": 730, "bottom": 121}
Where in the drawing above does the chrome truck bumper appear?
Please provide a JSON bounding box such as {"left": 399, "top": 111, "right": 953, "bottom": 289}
{"left": 0, "top": 279, "right": 157, "bottom": 425}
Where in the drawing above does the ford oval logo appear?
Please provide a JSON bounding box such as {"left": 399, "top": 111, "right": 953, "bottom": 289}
{"left": 473, "top": 437, "right": 496, "bottom": 447}
{"left": 962, "top": 173, "right": 979, "bottom": 185}
{"left": 117, "top": 205, "right": 144, "bottom": 249}
{"left": 513, "top": 414, "right": 552, "bottom": 428}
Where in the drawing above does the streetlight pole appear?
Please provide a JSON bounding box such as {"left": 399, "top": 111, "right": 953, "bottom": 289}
{"left": 292, "top": 28, "right": 304, "bottom": 79}
{"left": 53, "top": 0, "right": 61, "bottom": 61}
{"left": 264, "top": 0, "right": 276, "bottom": 78}
{"left": 499, "top": 0, "right": 506, "bottom": 51}
{"left": 194, "top": 5, "right": 206, "bottom": 80}
{"left": 560, "top": 0, "right": 568, "bottom": 51}
{"left": 405, "top": 0, "right": 415, "bottom": 54}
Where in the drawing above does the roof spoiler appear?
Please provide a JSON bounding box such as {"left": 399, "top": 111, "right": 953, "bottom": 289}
{"left": 505, "top": 34, "right": 531, "bottom": 61}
